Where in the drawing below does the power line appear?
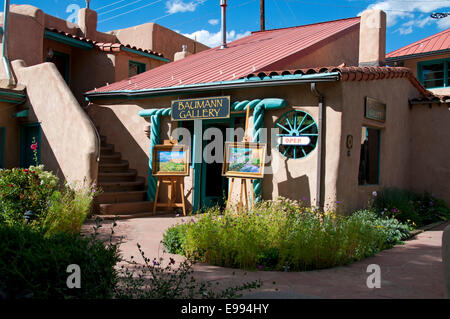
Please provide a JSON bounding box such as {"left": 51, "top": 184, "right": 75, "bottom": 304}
{"left": 93, "top": 0, "right": 128, "bottom": 12}
{"left": 284, "top": 0, "right": 299, "bottom": 25}
{"left": 287, "top": 0, "right": 448, "bottom": 14}
{"left": 98, "top": 0, "right": 150, "bottom": 17}
{"left": 272, "top": 0, "right": 289, "bottom": 26}
{"left": 98, "top": 0, "right": 164, "bottom": 23}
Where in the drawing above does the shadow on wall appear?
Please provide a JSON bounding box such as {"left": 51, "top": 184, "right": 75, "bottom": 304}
{"left": 277, "top": 173, "right": 311, "bottom": 207}
{"left": 39, "top": 130, "right": 64, "bottom": 183}
{"left": 87, "top": 104, "right": 149, "bottom": 182}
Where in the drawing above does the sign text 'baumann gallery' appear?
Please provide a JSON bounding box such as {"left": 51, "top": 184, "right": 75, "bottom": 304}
{"left": 171, "top": 96, "right": 231, "bottom": 121}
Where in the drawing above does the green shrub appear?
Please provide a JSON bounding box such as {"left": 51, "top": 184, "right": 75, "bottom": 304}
{"left": 372, "top": 188, "right": 450, "bottom": 227}
{"left": 0, "top": 166, "right": 58, "bottom": 225}
{"left": 163, "top": 198, "right": 406, "bottom": 271}
{"left": 40, "top": 184, "right": 96, "bottom": 237}
{"left": 0, "top": 223, "right": 120, "bottom": 299}
{"left": 0, "top": 166, "right": 96, "bottom": 237}
{"left": 162, "top": 223, "right": 188, "bottom": 255}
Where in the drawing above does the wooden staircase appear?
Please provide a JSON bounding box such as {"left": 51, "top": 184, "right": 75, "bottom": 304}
{"left": 94, "top": 134, "right": 154, "bottom": 219}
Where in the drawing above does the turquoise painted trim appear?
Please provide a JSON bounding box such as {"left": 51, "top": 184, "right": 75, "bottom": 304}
{"left": 139, "top": 98, "right": 287, "bottom": 206}
{"left": 12, "top": 110, "right": 29, "bottom": 118}
{"left": 122, "top": 47, "right": 170, "bottom": 63}
{"left": 0, "top": 127, "right": 5, "bottom": 169}
{"left": 0, "top": 98, "right": 24, "bottom": 104}
{"left": 86, "top": 72, "right": 340, "bottom": 100}
{"left": 0, "top": 27, "right": 3, "bottom": 36}
{"left": 0, "top": 90, "right": 26, "bottom": 99}
{"left": 44, "top": 30, "right": 94, "bottom": 50}
{"left": 192, "top": 120, "right": 203, "bottom": 212}
{"left": 417, "top": 57, "right": 449, "bottom": 89}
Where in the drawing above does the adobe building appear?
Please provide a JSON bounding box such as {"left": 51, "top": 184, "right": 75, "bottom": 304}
{"left": 0, "top": 4, "right": 207, "bottom": 194}
{"left": 84, "top": 9, "right": 450, "bottom": 216}
{"left": 386, "top": 28, "right": 450, "bottom": 96}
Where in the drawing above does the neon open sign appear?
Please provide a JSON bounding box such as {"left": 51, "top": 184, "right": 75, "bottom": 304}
{"left": 278, "top": 136, "right": 311, "bottom": 146}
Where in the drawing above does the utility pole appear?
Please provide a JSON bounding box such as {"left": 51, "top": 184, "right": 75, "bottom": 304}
{"left": 260, "top": 0, "right": 265, "bottom": 31}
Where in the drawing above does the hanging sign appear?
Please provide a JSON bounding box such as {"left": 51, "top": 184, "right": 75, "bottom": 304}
{"left": 171, "top": 96, "right": 230, "bottom": 121}
{"left": 278, "top": 136, "right": 311, "bottom": 146}
{"left": 365, "top": 97, "right": 386, "bottom": 122}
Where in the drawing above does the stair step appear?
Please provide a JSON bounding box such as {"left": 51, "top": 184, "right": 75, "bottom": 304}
{"left": 99, "top": 160, "right": 129, "bottom": 173}
{"left": 96, "top": 190, "right": 147, "bottom": 204}
{"left": 99, "top": 177, "right": 145, "bottom": 192}
{"left": 100, "top": 144, "right": 114, "bottom": 155}
{"left": 98, "top": 201, "right": 154, "bottom": 215}
{"left": 92, "top": 211, "right": 175, "bottom": 220}
{"left": 98, "top": 169, "right": 137, "bottom": 182}
{"left": 99, "top": 152, "right": 121, "bottom": 164}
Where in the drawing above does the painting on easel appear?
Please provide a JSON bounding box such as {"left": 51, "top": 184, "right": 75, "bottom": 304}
{"left": 152, "top": 144, "right": 190, "bottom": 176}
{"left": 222, "top": 142, "right": 266, "bottom": 179}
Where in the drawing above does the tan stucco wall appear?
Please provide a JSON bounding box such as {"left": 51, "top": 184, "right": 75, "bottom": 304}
{"left": 0, "top": 103, "right": 19, "bottom": 168}
{"left": 89, "top": 82, "right": 345, "bottom": 211}
{"left": 112, "top": 23, "right": 210, "bottom": 61}
{"left": 261, "top": 26, "right": 360, "bottom": 70}
{"left": 11, "top": 60, "right": 98, "bottom": 184}
{"left": 0, "top": 5, "right": 45, "bottom": 67}
{"left": 337, "top": 78, "right": 426, "bottom": 212}
{"left": 409, "top": 104, "right": 450, "bottom": 204}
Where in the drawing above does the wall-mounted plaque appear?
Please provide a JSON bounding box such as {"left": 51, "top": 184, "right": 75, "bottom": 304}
{"left": 171, "top": 96, "right": 230, "bottom": 121}
{"left": 365, "top": 97, "right": 386, "bottom": 122}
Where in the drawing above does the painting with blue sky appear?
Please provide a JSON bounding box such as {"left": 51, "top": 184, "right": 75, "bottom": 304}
{"left": 7, "top": 0, "right": 450, "bottom": 53}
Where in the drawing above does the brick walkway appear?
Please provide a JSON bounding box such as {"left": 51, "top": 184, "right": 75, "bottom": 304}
{"left": 82, "top": 217, "right": 447, "bottom": 299}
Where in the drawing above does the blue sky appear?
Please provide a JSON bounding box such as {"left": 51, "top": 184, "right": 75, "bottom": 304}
{"left": 6, "top": 0, "right": 450, "bottom": 52}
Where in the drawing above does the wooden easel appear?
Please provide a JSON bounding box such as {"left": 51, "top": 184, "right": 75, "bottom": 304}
{"left": 152, "top": 139, "right": 187, "bottom": 216}
{"left": 225, "top": 104, "right": 256, "bottom": 212}
{"left": 226, "top": 177, "right": 255, "bottom": 211}
{"left": 153, "top": 176, "right": 186, "bottom": 216}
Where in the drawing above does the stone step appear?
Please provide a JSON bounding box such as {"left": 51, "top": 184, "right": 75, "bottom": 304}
{"left": 98, "top": 201, "right": 154, "bottom": 215}
{"left": 99, "top": 152, "right": 122, "bottom": 164}
{"left": 99, "top": 160, "right": 129, "bottom": 173}
{"left": 95, "top": 190, "right": 147, "bottom": 204}
{"left": 100, "top": 144, "right": 114, "bottom": 155}
{"left": 92, "top": 211, "right": 175, "bottom": 220}
{"left": 99, "top": 176, "right": 145, "bottom": 192}
{"left": 98, "top": 169, "right": 137, "bottom": 182}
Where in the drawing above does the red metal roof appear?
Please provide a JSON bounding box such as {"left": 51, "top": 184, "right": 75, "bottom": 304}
{"left": 387, "top": 28, "right": 450, "bottom": 59}
{"left": 89, "top": 17, "right": 360, "bottom": 94}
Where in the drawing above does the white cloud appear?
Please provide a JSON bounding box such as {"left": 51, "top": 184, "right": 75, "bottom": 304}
{"left": 208, "top": 19, "right": 219, "bottom": 26}
{"left": 166, "top": 0, "right": 205, "bottom": 14}
{"left": 359, "top": 0, "right": 450, "bottom": 32}
{"left": 182, "top": 29, "right": 251, "bottom": 47}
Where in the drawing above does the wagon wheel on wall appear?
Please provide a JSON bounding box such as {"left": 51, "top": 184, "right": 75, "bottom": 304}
{"left": 275, "top": 110, "right": 319, "bottom": 159}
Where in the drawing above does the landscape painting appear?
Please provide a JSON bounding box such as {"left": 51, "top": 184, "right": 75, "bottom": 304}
{"left": 223, "top": 142, "right": 266, "bottom": 179}
{"left": 152, "top": 144, "right": 189, "bottom": 176}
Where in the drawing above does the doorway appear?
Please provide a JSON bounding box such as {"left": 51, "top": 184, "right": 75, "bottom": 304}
{"left": 201, "top": 121, "right": 229, "bottom": 209}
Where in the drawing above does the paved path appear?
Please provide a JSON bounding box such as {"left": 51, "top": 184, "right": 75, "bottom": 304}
{"left": 82, "top": 217, "right": 447, "bottom": 299}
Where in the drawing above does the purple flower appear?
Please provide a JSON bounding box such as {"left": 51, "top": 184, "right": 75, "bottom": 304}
{"left": 152, "top": 260, "right": 160, "bottom": 266}
{"left": 392, "top": 208, "right": 398, "bottom": 213}
{"left": 336, "top": 200, "right": 342, "bottom": 204}
{"left": 257, "top": 265, "right": 263, "bottom": 271}
{"left": 301, "top": 197, "right": 307, "bottom": 201}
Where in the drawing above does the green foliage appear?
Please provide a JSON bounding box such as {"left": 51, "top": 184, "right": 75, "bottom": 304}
{"left": 0, "top": 166, "right": 58, "bottom": 225}
{"left": 0, "top": 166, "right": 96, "bottom": 237}
{"left": 371, "top": 188, "right": 450, "bottom": 227}
{"left": 115, "top": 243, "right": 262, "bottom": 299}
{"left": 0, "top": 223, "right": 120, "bottom": 299}
{"left": 162, "top": 198, "right": 409, "bottom": 271}
{"left": 40, "top": 185, "right": 96, "bottom": 237}
{"left": 161, "top": 223, "right": 188, "bottom": 255}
